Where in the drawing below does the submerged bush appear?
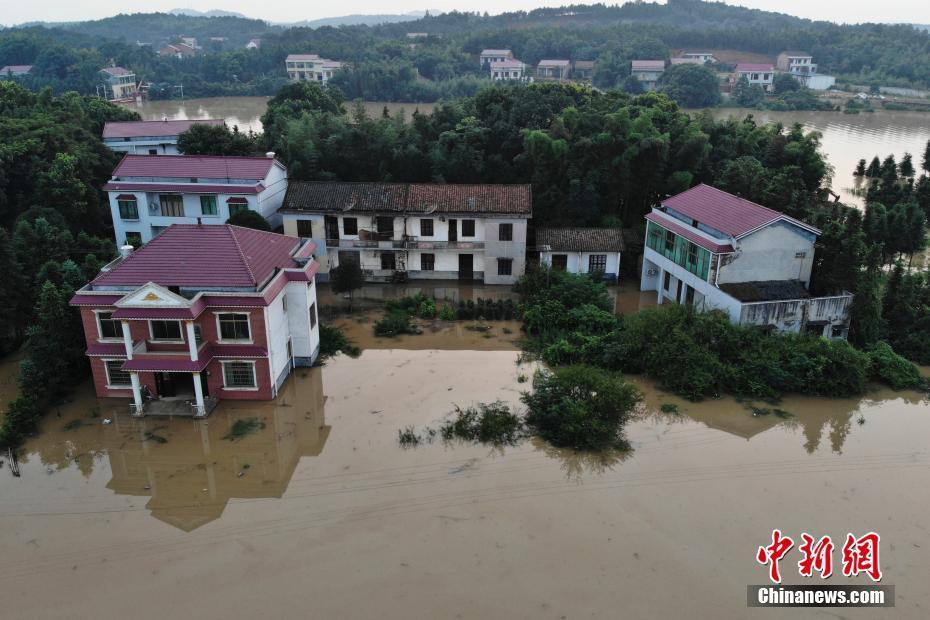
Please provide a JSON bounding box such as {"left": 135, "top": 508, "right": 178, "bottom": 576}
{"left": 374, "top": 310, "right": 417, "bottom": 337}
{"left": 438, "top": 304, "right": 456, "bottom": 321}
{"left": 439, "top": 401, "right": 525, "bottom": 446}
{"left": 318, "top": 324, "right": 361, "bottom": 361}
{"left": 523, "top": 365, "right": 641, "bottom": 451}
{"left": 868, "top": 342, "right": 923, "bottom": 389}
{"left": 0, "top": 397, "right": 41, "bottom": 447}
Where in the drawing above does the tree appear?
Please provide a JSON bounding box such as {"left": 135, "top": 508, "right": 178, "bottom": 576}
{"left": 922, "top": 139, "right": 930, "bottom": 175}
{"left": 731, "top": 76, "right": 764, "bottom": 107}
{"left": 849, "top": 270, "right": 884, "bottom": 347}
{"left": 854, "top": 159, "right": 867, "bottom": 177}
{"left": 773, "top": 73, "right": 801, "bottom": 95}
{"left": 657, "top": 63, "right": 721, "bottom": 108}
{"left": 226, "top": 210, "right": 271, "bottom": 231}
{"left": 621, "top": 74, "right": 644, "bottom": 95}
{"left": 866, "top": 156, "right": 882, "bottom": 178}
{"left": 177, "top": 124, "right": 259, "bottom": 156}
{"left": 0, "top": 229, "right": 27, "bottom": 352}
{"left": 329, "top": 261, "right": 365, "bottom": 310}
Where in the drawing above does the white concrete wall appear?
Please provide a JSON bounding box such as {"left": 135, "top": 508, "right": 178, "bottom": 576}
{"left": 266, "top": 292, "right": 291, "bottom": 393}
{"left": 104, "top": 139, "right": 181, "bottom": 155}
{"left": 718, "top": 222, "right": 816, "bottom": 286}
{"left": 256, "top": 164, "right": 288, "bottom": 230}
{"left": 284, "top": 280, "right": 318, "bottom": 364}
{"left": 541, "top": 251, "right": 621, "bottom": 277}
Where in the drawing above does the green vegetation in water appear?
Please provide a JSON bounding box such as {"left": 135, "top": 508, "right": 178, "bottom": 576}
{"left": 317, "top": 324, "right": 361, "bottom": 362}
{"left": 439, "top": 402, "right": 526, "bottom": 446}
{"left": 63, "top": 418, "right": 86, "bottom": 431}
{"left": 660, "top": 403, "right": 680, "bottom": 414}
{"left": 224, "top": 417, "right": 266, "bottom": 441}
{"left": 374, "top": 310, "right": 419, "bottom": 337}
{"left": 517, "top": 374, "right": 528, "bottom": 383}
{"left": 143, "top": 431, "right": 168, "bottom": 444}
{"left": 465, "top": 323, "right": 492, "bottom": 332}
{"left": 397, "top": 426, "right": 422, "bottom": 448}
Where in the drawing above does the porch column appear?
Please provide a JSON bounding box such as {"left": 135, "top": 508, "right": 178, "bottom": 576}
{"left": 192, "top": 372, "right": 205, "bottom": 415}
{"left": 185, "top": 320, "right": 198, "bottom": 361}
{"left": 656, "top": 268, "right": 665, "bottom": 305}
{"left": 130, "top": 372, "right": 143, "bottom": 411}
{"left": 121, "top": 320, "right": 133, "bottom": 359}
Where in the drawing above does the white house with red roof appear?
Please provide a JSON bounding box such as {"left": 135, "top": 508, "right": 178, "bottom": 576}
{"left": 104, "top": 153, "right": 288, "bottom": 246}
{"left": 734, "top": 63, "right": 775, "bottom": 91}
{"left": 99, "top": 66, "right": 137, "bottom": 100}
{"left": 641, "top": 184, "right": 852, "bottom": 338}
{"left": 490, "top": 59, "right": 527, "bottom": 81}
{"left": 0, "top": 64, "right": 33, "bottom": 79}
{"left": 69, "top": 224, "right": 321, "bottom": 417}
{"left": 102, "top": 118, "right": 226, "bottom": 155}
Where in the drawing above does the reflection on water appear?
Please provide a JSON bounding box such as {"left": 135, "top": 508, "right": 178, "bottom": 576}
{"left": 706, "top": 108, "right": 930, "bottom": 206}
{"left": 16, "top": 367, "right": 328, "bottom": 531}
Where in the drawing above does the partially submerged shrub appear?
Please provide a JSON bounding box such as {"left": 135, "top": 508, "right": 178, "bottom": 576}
{"left": 0, "top": 397, "right": 41, "bottom": 447}
{"left": 318, "top": 324, "right": 361, "bottom": 361}
{"left": 523, "top": 365, "right": 641, "bottom": 451}
{"left": 659, "top": 403, "right": 679, "bottom": 414}
{"left": 374, "top": 310, "right": 417, "bottom": 337}
{"left": 439, "top": 401, "right": 525, "bottom": 446}
{"left": 868, "top": 342, "right": 923, "bottom": 389}
{"left": 438, "top": 304, "right": 456, "bottom": 321}
{"left": 397, "top": 426, "right": 421, "bottom": 448}
{"left": 224, "top": 417, "right": 266, "bottom": 441}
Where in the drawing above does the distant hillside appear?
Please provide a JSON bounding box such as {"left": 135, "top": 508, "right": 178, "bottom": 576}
{"left": 169, "top": 9, "right": 248, "bottom": 18}
{"left": 57, "top": 12, "right": 273, "bottom": 46}
{"left": 282, "top": 12, "right": 427, "bottom": 29}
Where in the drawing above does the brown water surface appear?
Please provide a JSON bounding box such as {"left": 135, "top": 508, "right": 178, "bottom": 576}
{"left": 1, "top": 346, "right": 928, "bottom": 618}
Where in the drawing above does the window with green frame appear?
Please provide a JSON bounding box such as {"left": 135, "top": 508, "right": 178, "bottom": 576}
{"left": 200, "top": 195, "right": 218, "bottom": 216}
{"left": 645, "top": 221, "right": 711, "bottom": 280}
{"left": 118, "top": 199, "right": 138, "bottom": 220}
{"left": 229, "top": 202, "right": 248, "bottom": 216}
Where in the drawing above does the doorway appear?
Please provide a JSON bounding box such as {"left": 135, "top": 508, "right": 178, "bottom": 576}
{"left": 324, "top": 216, "right": 339, "bottom": 241}
{"left": 154, "top": 372, "right": 196, "bottom": 400}
{"left": 551, "top": 254, "right": 568, "bottom": 271}
{"left": 458, "top": 254, "right": 473, "bottom": 281}
{"left": 448, "top": 219, "right": 458, "bottom": 242}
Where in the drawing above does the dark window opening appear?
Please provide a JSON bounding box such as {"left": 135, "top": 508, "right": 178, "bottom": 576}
{"left": 461, "top": 219, "right": 476, "bottom": 237}
{"left": 499, "top": 223, "right": 513, "bottom": 241}
{"left": 421, "top": 253, "right": 435, "bottom": 271}
{"left": 497, "top": 258, "right": 513, "bottom": 276}
{"left": 343, "top": 217, "right": 358, "bottom": 235}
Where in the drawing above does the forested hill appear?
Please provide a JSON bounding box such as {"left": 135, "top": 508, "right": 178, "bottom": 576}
{"left": 2, "top": 0, "right": 929, "bottom": 97}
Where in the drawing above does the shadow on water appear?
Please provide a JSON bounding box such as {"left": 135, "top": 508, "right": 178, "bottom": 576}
{"left": 16, "top": 367, "right": 328, "bottom": 532}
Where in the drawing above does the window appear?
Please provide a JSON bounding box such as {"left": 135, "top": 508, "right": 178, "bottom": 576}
{"left": 97, "top": 312, "right": 123, "bottom": 340}
{"left": 217, "top": 313, "right": 251, "bottom": 341}
{"left": 343, "top": 217, "right": 358, "bottom": 235}
{"left": 105, "top": 360, "right": 131, "bottom": 388}
{"left": 223, "top": 361, "right": 256, "bottom": 389}
{"left": 125, "top": 232, "right": 142, "bottom": 247}
{"left": 148, "top": 149, "right": 158, "bottom": 156}
{"left": 795, "top": 251, "right": 807, "bottom": 259}
{"left": 663, "top": 272, "right": 671, "bottom": 291}
{"left": 376, "top": 216, "right": 394, "bottom": 237}
{"left": 150, "top": 320, "right": 182, "bottom": 341}
{"left": 497, "top": 258, "right": 513, "bottom": 276}
{"left": 420, "top": 218, "right": 434, "bottom": 236}
{"left": 228, "top": 202, "right": 248, "bottom": 217}
{"left": 499, "top": 223, "right": 513, "bottom": 241}
{"left": 664, "top": 230, "right": 676, "bottom": 253}
{"left": 309, "top": 302, "right": 317, "bottom": 329}
{"left": 461, "top": 219, "right": 476, "bottom": 237}
{"left": 297, "top": 220, "right": 313, "bottom": 238}
{"left": 421, "top": 253, "right": 435, "bottom": 271}
{"left": 159, "top": 195, "right": 184, "bottom": 217}
{"left": 380, "top": 252, "right": 396, "bottom": 270}
{"left": 551, "top": 254, "right": 568, "bottom": 271}
{"left": 200, "top": 195, "right": 218, "bottom": 216}
{"left": 589, "top": 254, "right": 607, "bottom": 273}
{"left": 686, "top": 242, "right": 698, "bottom": 266}
{"left": 118, "top": 199, "right": 139, "bottom": 220}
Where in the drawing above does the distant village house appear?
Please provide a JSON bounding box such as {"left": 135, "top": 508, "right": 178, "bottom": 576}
{"left": 285, "top": 54, "right": 343, "bottom": 83}
{"left": 479, "top": 49, "right": 513, "bottom": 67}
{"left": 537, "top": 228, "right": 624, "bottom": 281}
{"left": 631, "top": 60, "right": 665, "bottom": 91}
{"left": 536, "top": 59, "right": 571, "bottom": 81}
{"left": 0, "top": 64, "right": 32, "bottom": 79}
{"left": 490, "top": 59, "right": 527, "bottom": 81}
{"left": 102, "top": 119, "right": 226, "bottom": 155}
{"left": 99, "top": 66, "right": 137, "bottom": 101}
{"left": 734, "top": 63, "right": 775, "bottom": 92}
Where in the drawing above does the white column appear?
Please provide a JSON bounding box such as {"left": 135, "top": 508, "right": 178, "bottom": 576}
{"left": 130, "top": 372, "right": 143, "bottom": 411}
{"left": 185, "top": 321, "right": 198, "bottom": 361}
{"left": 192, "top": 371, "right": 205, "bottom": 414}
{"left": 122, "top": 320, "right": 133, "bottom": 359}
{"left": 657, "top": 268, "right": 665, "bottom": 305}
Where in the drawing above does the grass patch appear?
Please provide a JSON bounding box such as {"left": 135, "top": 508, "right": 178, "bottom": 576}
{"left": 659, "top": 403, "right": 679, "bottom": 414}
{"left": 374, "top": 310, "right": 419, "bottom": 337}
{"left": 439, "top": 402, "right": 525, "bottom": 446}
{"left": 397, "top": 426, "right": 421, "bottom": 448}
{"left": 223, "top": 417, "right": 266, "bottom": 441}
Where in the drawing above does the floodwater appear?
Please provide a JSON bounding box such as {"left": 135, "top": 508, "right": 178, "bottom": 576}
{"left": 125, "top": 97, "right": 436, "bottom": 132}
{"left": 706, "top": 108, "right": 930, "bottom": 206}
{"left": 2, "top": 338, "right": 929, "bottom": 617}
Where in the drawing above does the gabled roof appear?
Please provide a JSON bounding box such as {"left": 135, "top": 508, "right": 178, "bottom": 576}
{"left": 632, "top": 60, "right": 665, "bottom": 71}
{"left": 779, "top": 51, "right": 812, "bottom": 57}
{"left": 102, "top": 119, "right": 225, "bottom": 139}
{"left": 490, "top": 59, "right": 525, "bottom": 69}
{"left": 537, "top": 228, "right": 624, "bottom": 252}
{"left": 645, "top": 212, "right": 735, "bottom": 254}
{"left": 1, "top": 65, "right": 32, "bottom": 74}
{"left": 480, "top": 49, "right": 512, "bottom": 55}
{"left": 538, "top": 59, "right": 571, "bottom": 67}
{"left": 112, "top": 154, "right": 278, "bottom": 180}
{"left": 281, "top": 182, "right": 532, "bottom": 216}
{"left": 286, "top": 54, "right": 321, "bottom": 61}
{"left": 660, "top": 184, "right": 819, "bottom": 239}
{"left": 735, "top": 63, "right": 774, "bottom": 72}
{"left": 91, "top": 225, "right": 302, "bottom": 289}
{"left": 101, "top": 66, "right": 133, "bottom": 76}
{"left": 573, "top": 60, "right": 596, "bottom": 69}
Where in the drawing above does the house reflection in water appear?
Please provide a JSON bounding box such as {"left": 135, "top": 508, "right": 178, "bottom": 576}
{"left": 104, "top": 368, "right": 328, "bottom": 531}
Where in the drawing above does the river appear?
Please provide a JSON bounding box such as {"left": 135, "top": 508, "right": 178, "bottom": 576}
{"left": 1, "top": 312, "right": 928, "bottom": 618}
{"left": 124, "top": 96, "right": 930, "bottom": 208}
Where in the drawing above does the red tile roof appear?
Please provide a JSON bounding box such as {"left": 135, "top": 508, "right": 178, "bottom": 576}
{"left": 103, "top": 119, "right": 225, "bottom": 139}
{"left": 112, "top": 154, "right": 277, "bottom": 180}
{"left": 735, "top": 63, "right": 774, "bottom": 72}
{"left": 660, "top": 184, "right": 818, "bottom": 238}
{"left": 91, "top": 224, "right": 303, "bottom": 289}
{"left": 101, "top": 66, "right": 133, "bottom": 76}
{"left": 645, "top": 213, "right": 735, "bottom": 254}
{"left": 632, "top": 60, "right": 666, "bottom": 71}
{"left": 1, "top": 65, "right": 32, "bottom": 74}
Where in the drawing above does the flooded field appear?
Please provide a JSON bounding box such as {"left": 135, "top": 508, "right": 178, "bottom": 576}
{"left": 125, "top": 97, "right": 436, "bottom": 132}
{"left": 2, "top": 334, "right": 929, "bottom": 617}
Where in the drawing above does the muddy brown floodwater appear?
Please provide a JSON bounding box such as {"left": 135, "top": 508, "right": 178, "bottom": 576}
{"left": 1, "top": 342, "right": 929, "bottom": 618}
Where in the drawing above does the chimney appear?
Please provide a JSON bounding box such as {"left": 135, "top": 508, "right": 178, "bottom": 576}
{"left": 266, "top": 151, "right": 275, "bottom": 159}
{"left": 119, "top": 244, "right": 134, "bottom": 259}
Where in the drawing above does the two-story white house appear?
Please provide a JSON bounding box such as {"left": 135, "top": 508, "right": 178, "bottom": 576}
{"left": 285, "top": 54, "right": 343, "bottom": 83}
{"left": 102, "top": 119, "right": 226, "bottom": 155}
{"left": 776, "top": 51, "right": 817, "bottom": 76}
{"left": 490, "top": 59, "right": 527, "bottom": 81}
{"left": 279, "top": 182, "right": 532, "bottom": 285}
{"left": 536, "top": 60, "right": 571, "bottom": 81}
{"left": 734, "top": 63, "right": 775, "bottom": 92}
{"left": 640, "top": 184, "right": 852, "bottom": 337}
{"left": 99, "top": 66, "right": 137, "bottom": 101}
{"left": 681, "top": 52, "right": 717, "bottom": 64}
{"left": 104, "top": 154, "right": 288, "bottom": 246}
{"left": 537, "top": 228, "right": 624, "bottom": 282}
{"left": 631, "top": 60, "right": 666, "bottom": 91}
{"left": 480, "top": 49, "right": 513, "bottom": 67}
